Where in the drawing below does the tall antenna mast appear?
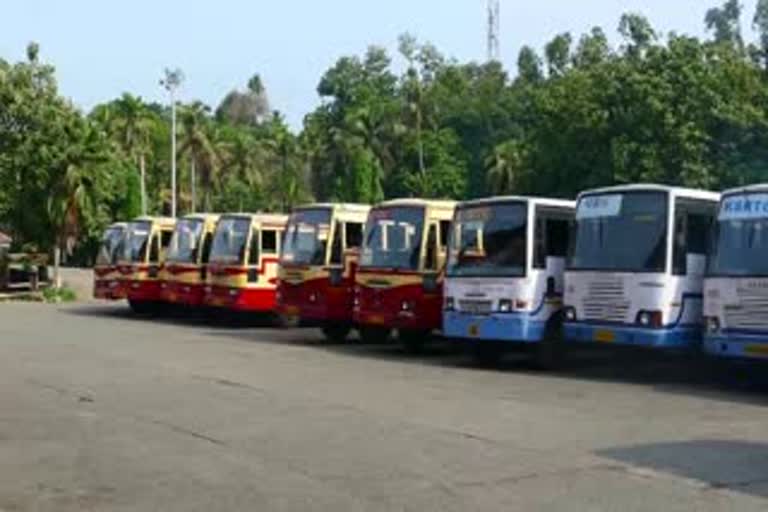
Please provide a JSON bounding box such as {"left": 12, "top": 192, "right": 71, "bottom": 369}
{"left": 487, "top": 0, "right": 501, "bottom": 62}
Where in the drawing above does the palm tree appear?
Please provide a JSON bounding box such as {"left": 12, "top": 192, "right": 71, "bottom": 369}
{"left": 48, "top": 125, "right": 105, "bottom": 288}
{"left": 485, "top": 140, "right": 529, "bottom": 194}
{"left": 110, "top": 94, "right": 154, "bottom": 214}
{"left": 178, "top": 102, "right": 220, "bottom": 212}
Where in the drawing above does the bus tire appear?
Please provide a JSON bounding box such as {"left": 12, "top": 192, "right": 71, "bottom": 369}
{"left": 472, "top": 342, "right": 503, "bottom": 367}
{"left": 322, "top": 325, "right": 351, "bottom": 343}
{"left": 359, "top": 326, "right": 390, "bottom": 344}
{"left": 128, "top": 300, "right": 151, "bottom": 315}
{"left": 534, "top": 314, "right": 564, "bottom": 370}
{"left": 400, "top": 329, "right": 430, "bottom": 354}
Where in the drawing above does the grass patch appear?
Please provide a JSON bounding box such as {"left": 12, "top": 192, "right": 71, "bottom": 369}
{"left": 42, "top": 286, "right": 77, "bottom": 303}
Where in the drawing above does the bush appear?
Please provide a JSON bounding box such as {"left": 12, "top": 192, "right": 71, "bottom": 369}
{"left": 42, "top": 286, "right": 77, "bottom": 303}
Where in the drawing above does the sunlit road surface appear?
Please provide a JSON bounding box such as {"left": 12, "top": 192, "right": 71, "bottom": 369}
{"left": 1, "top": 303, "right": 768, "bottom": 511}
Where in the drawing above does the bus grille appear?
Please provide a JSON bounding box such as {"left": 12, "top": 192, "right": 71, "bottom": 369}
{"left": 725, "top": 287, "right": 768, "bottom": 330}
{"left": 581, "top": 278, "right": 630, "bottom": 322}
{"left": 458, "top": 299, "right": 493, "bottom": 315}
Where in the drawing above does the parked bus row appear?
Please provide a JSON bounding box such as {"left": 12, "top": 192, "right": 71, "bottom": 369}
{"left": 93, "top": 183, "right": 768, "bottom": 366}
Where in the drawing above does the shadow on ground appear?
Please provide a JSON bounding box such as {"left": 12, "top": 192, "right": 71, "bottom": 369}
{"left": 63, "top": 303, "right": 768, "bottom": 405}
{"left": 597, "top": 440, "right": 768, "bottom": 498}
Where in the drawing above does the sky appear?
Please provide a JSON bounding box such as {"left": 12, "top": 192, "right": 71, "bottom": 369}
{"left": 0, "top": 1, "right": 760, "bottom": 130}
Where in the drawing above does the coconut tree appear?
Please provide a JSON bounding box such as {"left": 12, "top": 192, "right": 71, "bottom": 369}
{"left": 178, "top": 102, "right": 220, "bottom": 212}
{"left": 485, "top": 140, "right": 529, "bottom": 194}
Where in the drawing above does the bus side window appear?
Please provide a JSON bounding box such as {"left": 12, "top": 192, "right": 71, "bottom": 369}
{"left": 439, "top": 220, "right": 451, "bottom": 250}
{"left": 248, "top": 230, "right": 260, "bottom": 265}
{"left": 330, "top": 222, "right": 343, "bottom": 264}
{"left": 261, "top": 230, "right": 278, "bottom": 255}
{"left": 425, "top": 224, "right": 438, "bottom": 271}
{"left": 534, "top": 212, "right": 570, "bottom": 269}
{"left": 159, "top": 230, "right": 172, "bottom": 260}
{"left": 345, "top": 222, "right": 363, "bottom": 250}
{"left": 674, "top": 199, "right": 716, "bottom": 276}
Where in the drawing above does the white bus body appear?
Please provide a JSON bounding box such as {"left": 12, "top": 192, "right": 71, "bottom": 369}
{"left": 704, "top": 184, "right": 768, "bottom": 359}
{"left": 563, "top": 185, "right": 719, "bottom": 350}
{"left": 443, "top": 196, "right": 575, "bottom": 347}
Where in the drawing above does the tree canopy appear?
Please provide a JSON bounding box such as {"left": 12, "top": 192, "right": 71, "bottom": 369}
{"left": 2, "top": 1, "right": 768, "bottom": 264}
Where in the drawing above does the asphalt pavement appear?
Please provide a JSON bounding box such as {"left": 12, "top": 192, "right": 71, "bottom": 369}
{"left": 1, "top": 303, "right": 768, "bottom": 511}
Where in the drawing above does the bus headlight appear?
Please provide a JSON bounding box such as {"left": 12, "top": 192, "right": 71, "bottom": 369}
{"left": 401, "top": 300, "right": 414, "bottom": 312}
{"left": 444, "top": 297, "right": 455, "bottom": 311}
{"left": 706, "top": 316, "right": 721, "bottom": 334}
{"left": 499, "top": 299, "right": 512, "bottom": 313}
{"left": 564, "top": 307, "right": 577, "bottom": 322}
{"left": 637, "top": 310, "right": 663, "bottom": 328}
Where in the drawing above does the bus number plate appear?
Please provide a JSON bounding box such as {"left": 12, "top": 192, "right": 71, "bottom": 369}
{"left": 745, "top": 344, "right": 768, "bottom": 357}
{"left": 468, "top": 324, "right": 480, "bottom": 337}
{"left": 594, "top": 329, "right": 615, "bottom": 343}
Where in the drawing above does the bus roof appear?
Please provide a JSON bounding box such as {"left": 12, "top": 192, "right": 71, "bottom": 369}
{"left": 182, "top": 213, "right": 220, "bottom": 222}
{"left": 721, "top": 183, "right": 768, "bottom": 196}
{"left": 577, "top": 183, "right": 720, "bottom": 202}
{"left": 293, "top": 203, "right": 370, "bottom": 214}
{"left": 222, "top": 212, "right": 289, "bottom": 227}
{"left": 374, "top": 198, "right": 457, "bottom": 210}
{"left": 458, "top": 195, "right": 575, "bottom": 210}
{"left": 132, "top": 216, "right": 177, "bottom": 229}
{"left": 107, "top": 222, "right": 128, "bottom": 230}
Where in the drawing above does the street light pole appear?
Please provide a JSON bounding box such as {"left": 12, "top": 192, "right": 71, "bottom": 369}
{"left": 160, "top": 68, "right": 184, "bottom": 217}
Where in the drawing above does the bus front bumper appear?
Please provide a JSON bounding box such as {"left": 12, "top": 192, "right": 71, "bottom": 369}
{"left": 205, "top": 286, "right": 277, "bottom": 312}
{"left": 564, "top": 322, "right": 700, "bottom": 349}
{"left": 704, "top": 333, "right": 768, "bottom": 360}
{"left": 443, "top": 311, "right": 547, "bottom": 343}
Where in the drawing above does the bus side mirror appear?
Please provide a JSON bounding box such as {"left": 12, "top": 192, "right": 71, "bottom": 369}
{"left": 423, "top": 273, "right": 439, "bottom": 293}
{"left": 247, "top": 268, "right": 258, "bottom": 283}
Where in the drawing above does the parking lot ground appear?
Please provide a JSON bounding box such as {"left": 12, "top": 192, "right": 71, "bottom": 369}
{"left": 1, "top": 302, "right": 768, "bottom": 511}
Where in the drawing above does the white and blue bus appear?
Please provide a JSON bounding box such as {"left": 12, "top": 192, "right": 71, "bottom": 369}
{"left": 563, "top": 185, "right": 719, "bottom": 350}
{"left": 443, "top": 196, "right": 575, "bottom": 364}
{"left": 704, "top": 185, "right": 768, "bottom": 360}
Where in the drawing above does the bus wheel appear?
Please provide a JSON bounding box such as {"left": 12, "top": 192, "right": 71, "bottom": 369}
{"left": 128, "top": 300, "right": 151, "bottom": 315}
{"left": 359, "top": 326, "right": 390, "bottom": 344}
{"left": 534, "top": 316, "right": 564, "bottom": 370}
{"left": 473, "top": 342, "right": 503, "bottom": 367}
{"left": 322, "top": 325, "right": 351, "bottom": 344}
{"left": 400, "top": 329, "right": 430, "bottom": 354}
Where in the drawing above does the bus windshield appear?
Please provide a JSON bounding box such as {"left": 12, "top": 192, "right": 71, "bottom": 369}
{"left": 569, "top": 191, "right": 668, "bottom": 273}
{"left": 709, "top": 193, "right": 768, "bottom": 276}
{"left": 97, "top": 227, "right": 125, "bottom": 265}
{"left": 166, "top": 219, "right": 204, "bottom": 264}
{"left": 281, "top": 209, "right": 332, "bottom": 266}
{"left": 123, "top": 221, "right": 151, "bottom": 263}
{"left": 210, "top": 217, "right": 251, "bottom": 264}
{"left": 447, "top": 202, "right": 527, "bottom": 277}
{"left": 361, "top": 206, "right": 425, "bottom": 271}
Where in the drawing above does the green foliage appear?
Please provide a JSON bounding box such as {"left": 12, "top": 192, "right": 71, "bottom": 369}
{"left": 5, "top": 1, "right": 768, "bottom": 267}
{"left": 42, "top": 286, "right": 77, "bottom": 303}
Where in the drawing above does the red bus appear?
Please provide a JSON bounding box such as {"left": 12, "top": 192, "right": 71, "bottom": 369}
{"left": 354, "top": 199, "right": 456, "bottom": 351}
{"left": 160, "top": 213, "right": 219, "bottom": 310}
{"left": 93, "top": 222, "right": 127, "bottom": 300}
{"left": 204, "top": 213, "right": 288, "bottom": 313}
{"left": 118, "top": 217, "right": 177, "bottom": 314}
{"left": 277, "top": 203, "right": 370, "bottom": 342}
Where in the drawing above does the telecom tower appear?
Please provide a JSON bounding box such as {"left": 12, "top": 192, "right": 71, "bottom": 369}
{"left": 487, "top": 0, "right": 500, "bottom": 62}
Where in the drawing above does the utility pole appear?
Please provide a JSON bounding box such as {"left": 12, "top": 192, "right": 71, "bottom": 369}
{"left": 487, "top": 0, "right": 501, "bottom": 62}
{"left": 160, "top": 68, "right": 184, "bottom": 217}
